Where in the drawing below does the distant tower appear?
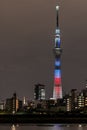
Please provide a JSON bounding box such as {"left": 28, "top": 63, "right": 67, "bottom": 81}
{"left": 53, "top": 6, "right": 63, "bottom": 99}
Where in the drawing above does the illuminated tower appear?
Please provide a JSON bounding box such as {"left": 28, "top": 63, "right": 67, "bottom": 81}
{"left": 53, "top": 6, "right": 63, "bottom": 99}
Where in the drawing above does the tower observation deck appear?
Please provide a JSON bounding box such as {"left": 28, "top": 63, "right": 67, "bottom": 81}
{"left": 53, "top": 6, "right": 63, "bottom": 99}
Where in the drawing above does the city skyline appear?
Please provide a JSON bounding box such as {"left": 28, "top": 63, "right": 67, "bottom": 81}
{"left": 0, "top": 0, "right": 87, "bottom": 100}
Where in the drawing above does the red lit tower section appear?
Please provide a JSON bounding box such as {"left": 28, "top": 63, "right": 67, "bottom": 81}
{"left": 53, "top": 6, "right": 63, "bottom": 99}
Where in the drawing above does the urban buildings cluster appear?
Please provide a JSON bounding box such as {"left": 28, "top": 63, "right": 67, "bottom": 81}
{"left": 0, "top": 84, "right": 87, "bottom": 114}
{"left": 65, "top": 87, "right": 87, "bottom": 112}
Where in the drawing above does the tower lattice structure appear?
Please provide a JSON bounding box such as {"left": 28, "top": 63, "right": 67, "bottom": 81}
{"left": 53, "top": 6, "right": 63, "bottom": 99}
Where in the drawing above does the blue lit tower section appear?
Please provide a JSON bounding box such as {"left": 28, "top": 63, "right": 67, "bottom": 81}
{"left": 53, "top": 6, "right": 63, "bottom": 99}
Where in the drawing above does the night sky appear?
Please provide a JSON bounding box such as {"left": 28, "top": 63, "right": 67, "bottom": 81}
{"left": 0, "top": 0, "right": 87, "bottom": 100}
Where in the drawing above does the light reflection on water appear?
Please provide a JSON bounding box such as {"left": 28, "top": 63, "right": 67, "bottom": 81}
{"left": 11, "top": 124, "right": 19, "bottom": 130}
{"left": 0, "top": 124, "right": 87, "bottom": 130}
{"left": 11, "top": 125, "right": 16, "bottom": 130}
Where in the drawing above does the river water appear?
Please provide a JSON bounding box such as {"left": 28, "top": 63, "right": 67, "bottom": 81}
{"left": 0, "top": 124, "right": 87, "bottom": 130}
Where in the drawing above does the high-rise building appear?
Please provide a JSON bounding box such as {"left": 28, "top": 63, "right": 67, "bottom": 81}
{"left": 70, "top": 89, "right": 78, "bottom": 110}
{"left": 5, "top": 93, "right": 22, "bottom": 113}
{"left": 53, "top": 6, "right": 63, "bottom": 99}
{"left": 77, "top": 93, "right": 84, "bottom": 108}
{"left": 34, "top": 84, "right": 45, "bottom": 100}
{"left": 64, "top": 94, "right": 72, "bottom": 112}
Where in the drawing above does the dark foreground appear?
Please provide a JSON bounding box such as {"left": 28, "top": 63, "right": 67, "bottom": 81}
{"left": 0, "top": 113, "right": 87, "bottom": 123}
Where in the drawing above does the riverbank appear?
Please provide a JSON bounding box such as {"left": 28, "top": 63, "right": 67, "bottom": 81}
{"left": 0, "top": 113, "right": 87, "bottom": 123}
